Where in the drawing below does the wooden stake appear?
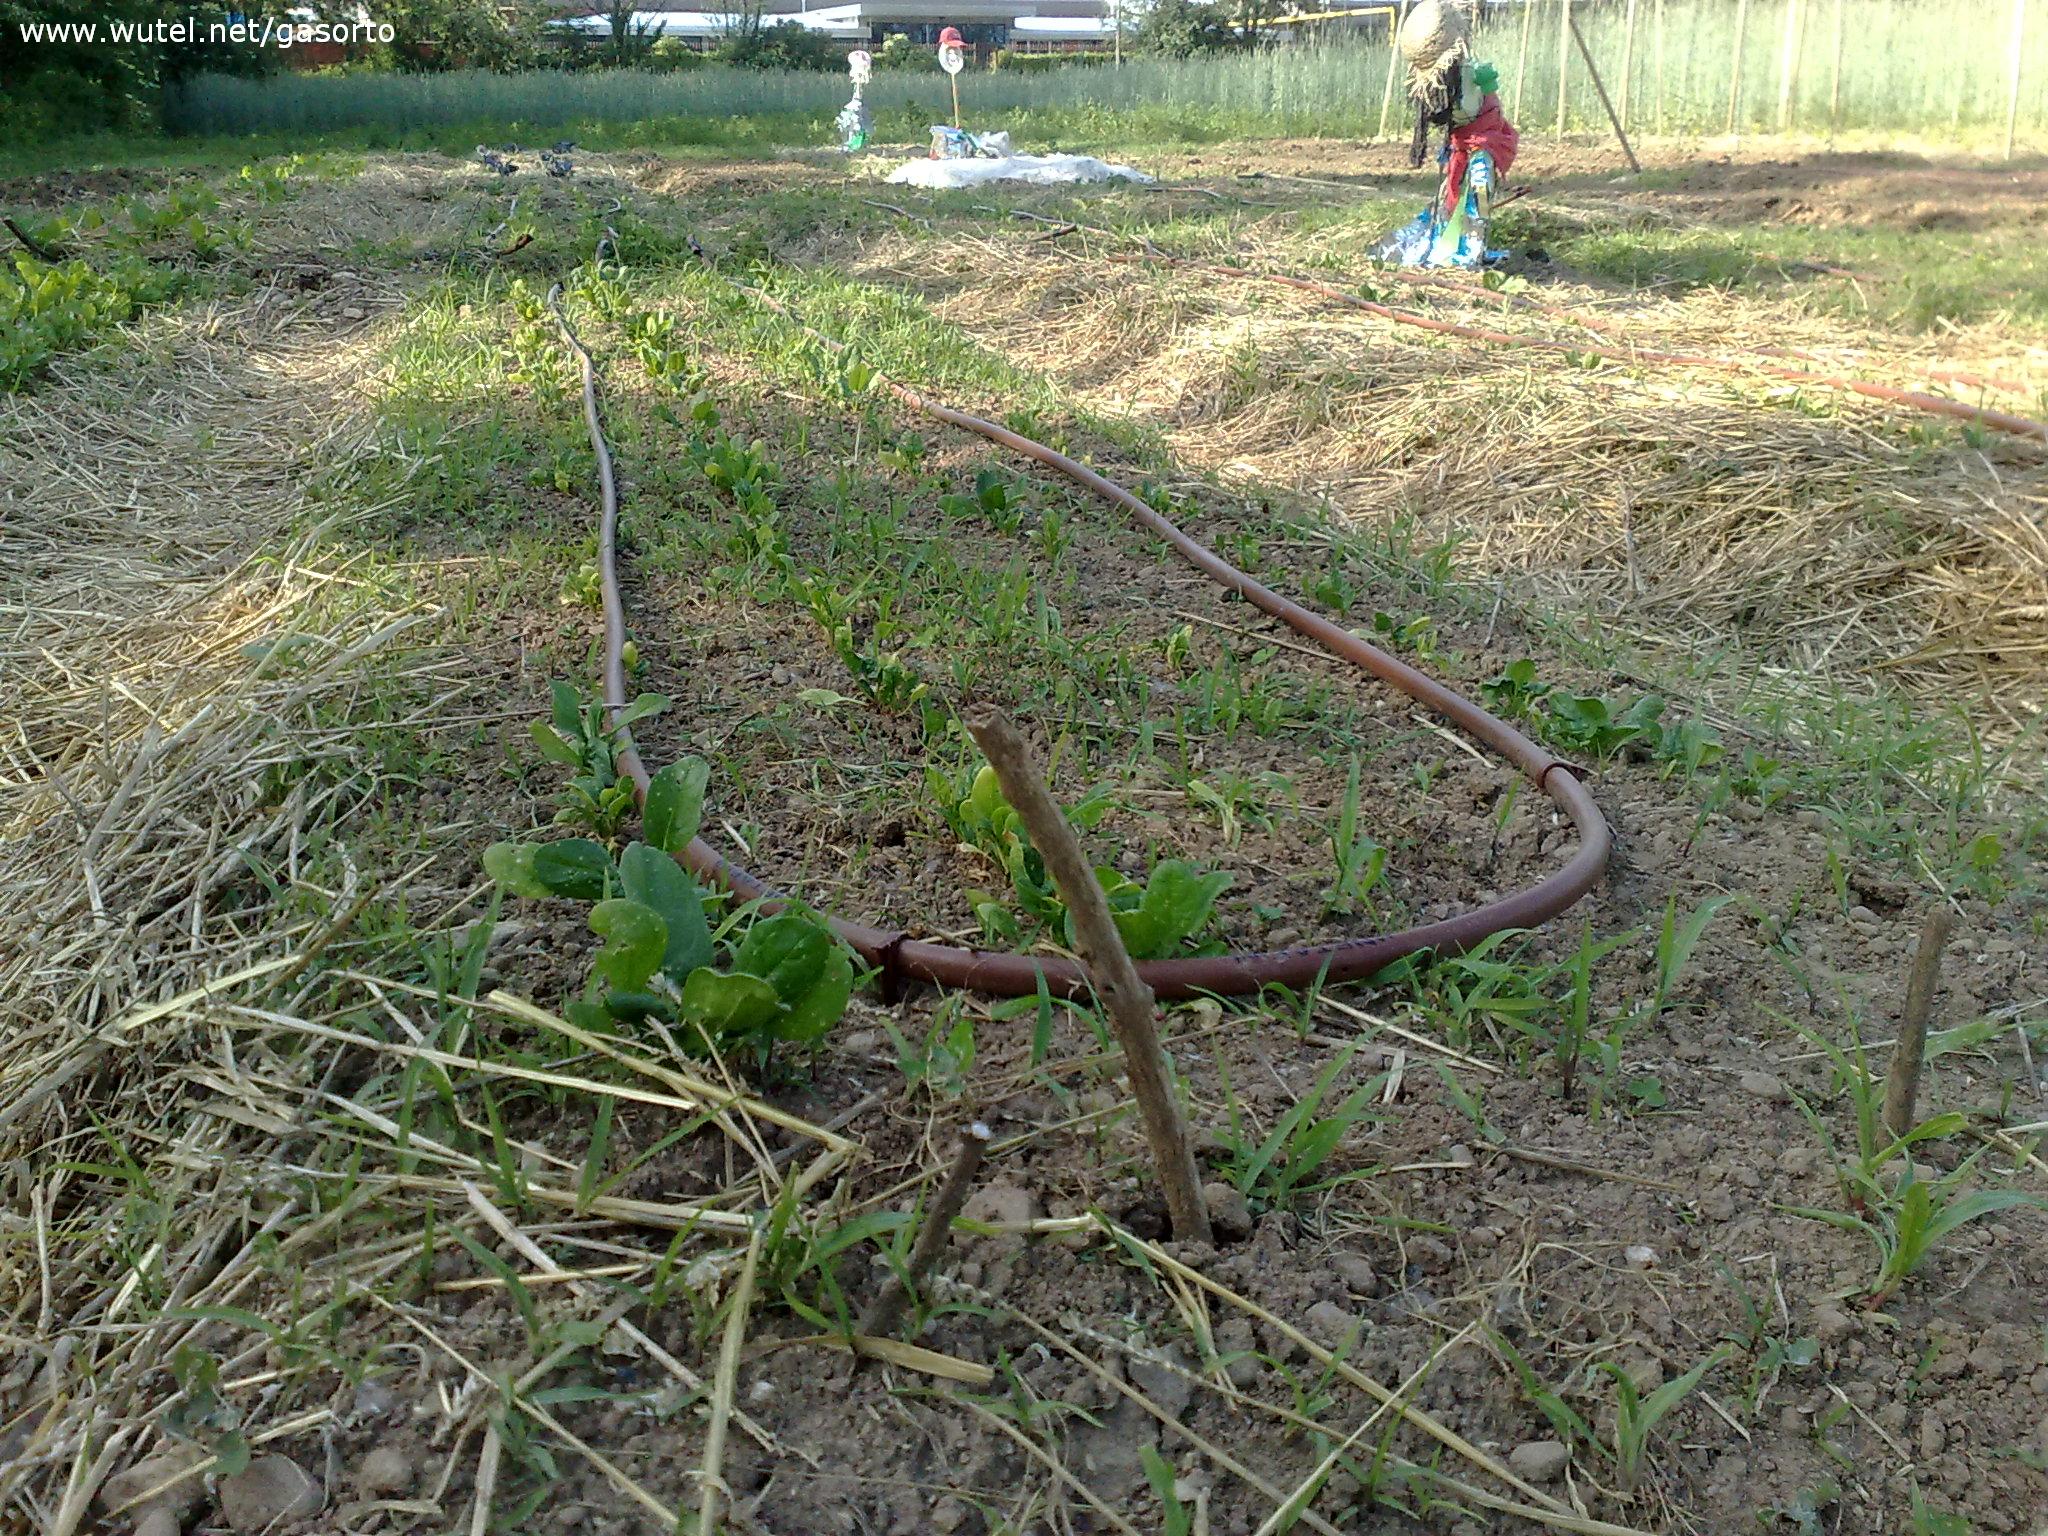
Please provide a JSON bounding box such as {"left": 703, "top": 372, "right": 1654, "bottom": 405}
{"left": 1776, "top": 0, "right": 1803, "bottom": 131}
{"left": 1378, "top": 0, "right": 1413, "bottom": 142}
{"left": 2008, "top": 0, "right": 2029, "bottom": 159}
{"left": 1620, "top": 0, "right": 1639, "bottom": 130}
{"left": 1556, "top": 0, "right": 1574, "bottom": 139}
{"left": 1829, "top": 0, "right": 1845, "bottom": 135}
{"left": 857, "top": 1120, "right": 992, "bottom": 1339}
{"left": 1729, "top": 0, "right": 1750, "bottom": 136}
{"left": 950, "top": 71, "right": 961, "bottom": 129}
{"left": 963, "top": 704, "right": 1212, "bottom": 1244}
{"left": 1655, "top": 0, "right": 1667, "bottom": 133}
{"left": 1514, "top": 0, "right": 1535, "bottom": 116}
{"left": 1881, "top": 909, "right": 1955, "bottom": 1142}
{"left": 1569, "top": 11, "right": 1644, "bottom": 170}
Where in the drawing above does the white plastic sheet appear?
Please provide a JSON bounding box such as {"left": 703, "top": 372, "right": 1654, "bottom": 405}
{"left": 885, "top": 153, "right": 1154, "bottom": 189}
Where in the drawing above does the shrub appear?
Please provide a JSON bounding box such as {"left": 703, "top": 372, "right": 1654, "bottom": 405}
{"left": 991, "top": 50, "right": 1117, "bottom": 73}
{"left": 717, "top": 20, "right": 846, "bottom": 72}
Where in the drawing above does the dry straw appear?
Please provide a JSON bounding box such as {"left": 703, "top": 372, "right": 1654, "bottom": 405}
{"left": 849, "top": 223, "right": 2048, "bottom": 734}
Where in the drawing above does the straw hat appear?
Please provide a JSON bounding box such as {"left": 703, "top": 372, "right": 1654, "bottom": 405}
{"left": 1397, "top": 0, "right": 1472, "bottom": 103}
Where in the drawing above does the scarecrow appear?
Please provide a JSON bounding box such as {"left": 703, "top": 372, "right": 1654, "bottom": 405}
{"left": 1374, "top": 0, "right": 1519, "bottom": 268}
{"left": 836, "top": 48, "right": 872, "bottom": 152}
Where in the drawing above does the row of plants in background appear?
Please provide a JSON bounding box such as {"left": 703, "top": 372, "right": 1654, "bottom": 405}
{"left": 1418, "top": 893, "right": 1731, "bottom": 1118}
{"left": 1482, "top": 653, "right": 2030, "bottom": 902}
{"left": 929, "top": 760, "right": 1235, "bottom": 958}
{"left": 168, "top": 0, "right": 2048, "bottom": 141}
{"left": 0, "top": 174, "right": 283, "bottom": 390}
{"left": 486, "top": 682, "right": 854, "bottom": 1066}
{"left": 1481, "top": 657, "right": 1724, "bottom": 777}
{"left": 1783, "top": 1015, "right": 2044, "bottom": 1305}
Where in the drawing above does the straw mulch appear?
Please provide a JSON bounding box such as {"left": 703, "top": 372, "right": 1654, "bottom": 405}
{"left": 0, "top": 250, "right": 862, "bottom": 1536}
{"left": 0, "top": 291, "right": 438, "bottom": 1522}
{"left": 853, "top": 232, "right": 2048, "bottom": 737}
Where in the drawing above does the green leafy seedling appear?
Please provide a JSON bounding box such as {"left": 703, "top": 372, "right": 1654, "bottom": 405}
{"left": 1599, "top": 1348, "right": 1727, "bottom": 1492}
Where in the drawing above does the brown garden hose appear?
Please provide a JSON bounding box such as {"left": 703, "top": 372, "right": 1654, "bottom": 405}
{"left": 552, "top": 256, "right": 1611, "bottom": 1001}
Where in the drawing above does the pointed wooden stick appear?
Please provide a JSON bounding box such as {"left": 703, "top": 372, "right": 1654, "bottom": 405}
{"left": 963, "top": 703, "right": 1212, "bottom": 1243}
{"left": 858, "top": 1118, "right": 992, "bottom": 1338}
{"left": 1882, "top": 908, "right": 1955, "bottom": 1141}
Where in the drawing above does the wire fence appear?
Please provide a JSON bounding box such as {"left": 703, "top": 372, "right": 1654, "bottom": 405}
{"left": 168, "top": 0, "right": 2044, "bottom": 149}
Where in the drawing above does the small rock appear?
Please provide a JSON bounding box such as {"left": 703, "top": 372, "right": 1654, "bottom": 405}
{"left": 1812, "top": 1306, "right": 1855, "bottom": 1345}
{"left": 349, "top": 1379, "right": 398, "bottom": 1421}
{"left": 1618, "top": 1352, "right": 1665, "bottom": 1394}
{"left": 1848, "top": 904, "right": 1880, "bottom": 925}
{"left": 1920, "top": 1415, "right": 1946, "bottom": 1459}
{"left": 1967, "top": 1343, "right": 2012, "bottom": 1380}
{"left": 1215, "top": 1319, "right": 1262, "bottom": 1388}
{"left": 1329, "top": 1253, "right": 1380, "bottom": 1297}
{"left": 98, "top": 1452, "right": 206, "bottom": 1520}
{"left": 355, "top": 1445, "right": 414, "bottom": 1496}
{"left": 1304, "top": 1301, "right": 1359, "bottom": 1347}
{"left": 339, "top": 305, "right": 366, "bottom": 321}
{"left": 1625, "top": 1244, "right": 1659, "bottom": 1270}
{"left": 220, "top": 1456, "right": 325, "bottom": 1532}
{"left": 1507, "top": 1440, "right": 1571, "bottom": 1483}
{"left": 1071, "top": 1398, "right": 1159, "bottom": 1503}
{"left": 1202, "top": 1182, "right": 1253, "bottom": 1243}
{"left": 1776, "top": 1147, "right": 1819, "bottom": 1176}
{"left": 961, "top": 1182, "right": 1039, "bottom": 1229}
{"left": 1699, "top": 1187, "right": 1736, "bottom": 1221}
{"left": 134, "top": 1510, "right": 180, "bottom": 1536}
{"left": 1444, "top": 1143, "right": 1475, "bottom": 1167}
{"left": 1128, "top": 1347, "right": 1194, "bottom": 1418}
{"left": 1739, "top": 1071, "right": 1787, "bottom": 1101}
{"left": 1408, "top": 1236, "right": 1456, "bottom": 1273}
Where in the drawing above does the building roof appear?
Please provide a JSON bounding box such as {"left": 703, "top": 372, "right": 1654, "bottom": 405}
{"left": 553, "top": 0, "right": 1108, "bottom": 31}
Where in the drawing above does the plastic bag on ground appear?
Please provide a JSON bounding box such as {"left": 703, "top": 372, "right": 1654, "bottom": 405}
{"left": 888, "top": 153, "right": 1153, "bottom": 189}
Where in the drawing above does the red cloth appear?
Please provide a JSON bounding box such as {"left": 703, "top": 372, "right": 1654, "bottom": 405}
{"left": 1444, "top": 96, "right": 1519, "bottom": 212}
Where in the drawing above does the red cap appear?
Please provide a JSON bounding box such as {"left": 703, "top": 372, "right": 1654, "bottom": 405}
{"left": 938, "top": 26, "right": 964, "bottom": 45}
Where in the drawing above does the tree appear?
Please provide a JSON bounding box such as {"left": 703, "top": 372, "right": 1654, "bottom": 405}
{"left": 0, "top": 0, "right": 281, "bottom": 140}
{"left": 340, "top": 0, "right": 550, "bottom": 72}
{"left": 597, "top": 0, "right": 654, "bottom": 67}
{"left": 1132, "top": 0, "right": 1246, "bottom": 57}
{"left": 717, "top": 19, "right": 843, "bottom": 70}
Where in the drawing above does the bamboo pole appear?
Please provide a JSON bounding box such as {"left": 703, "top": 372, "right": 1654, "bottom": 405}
{"left": 1620, "top": 0, "right": 1639, "bottom": 129}
{"left": 1828, "top": 0, "right": 1844, "bottom": 135}
{"left": 2009, "top": 0, "right": 2029, "bottom": 159}
{"left": 1514, "top": 0, "right": 1535, "bottom": 116}
{"left": 1378, "top": 0, "right": 1412, "bottom": 141}
{"left": 1569, "top": 10, "right": 1644, "bottom": 169}
{"left": 1556, "top": 0, "right": 1573, "bottom": 138}
{"left": 1776, "top": 0, "right": 1802, "bottom": 131}
{"left": 963, "top": 705, "right": 1212, "bottom": 1244}
{"left": 1728, "top": 0, "right": 1750, "bottom": 136}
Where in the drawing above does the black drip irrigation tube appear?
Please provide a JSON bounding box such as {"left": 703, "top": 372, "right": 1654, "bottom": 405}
{"left": 546, "top": 239, "right": 1613, "bottom": 1001}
